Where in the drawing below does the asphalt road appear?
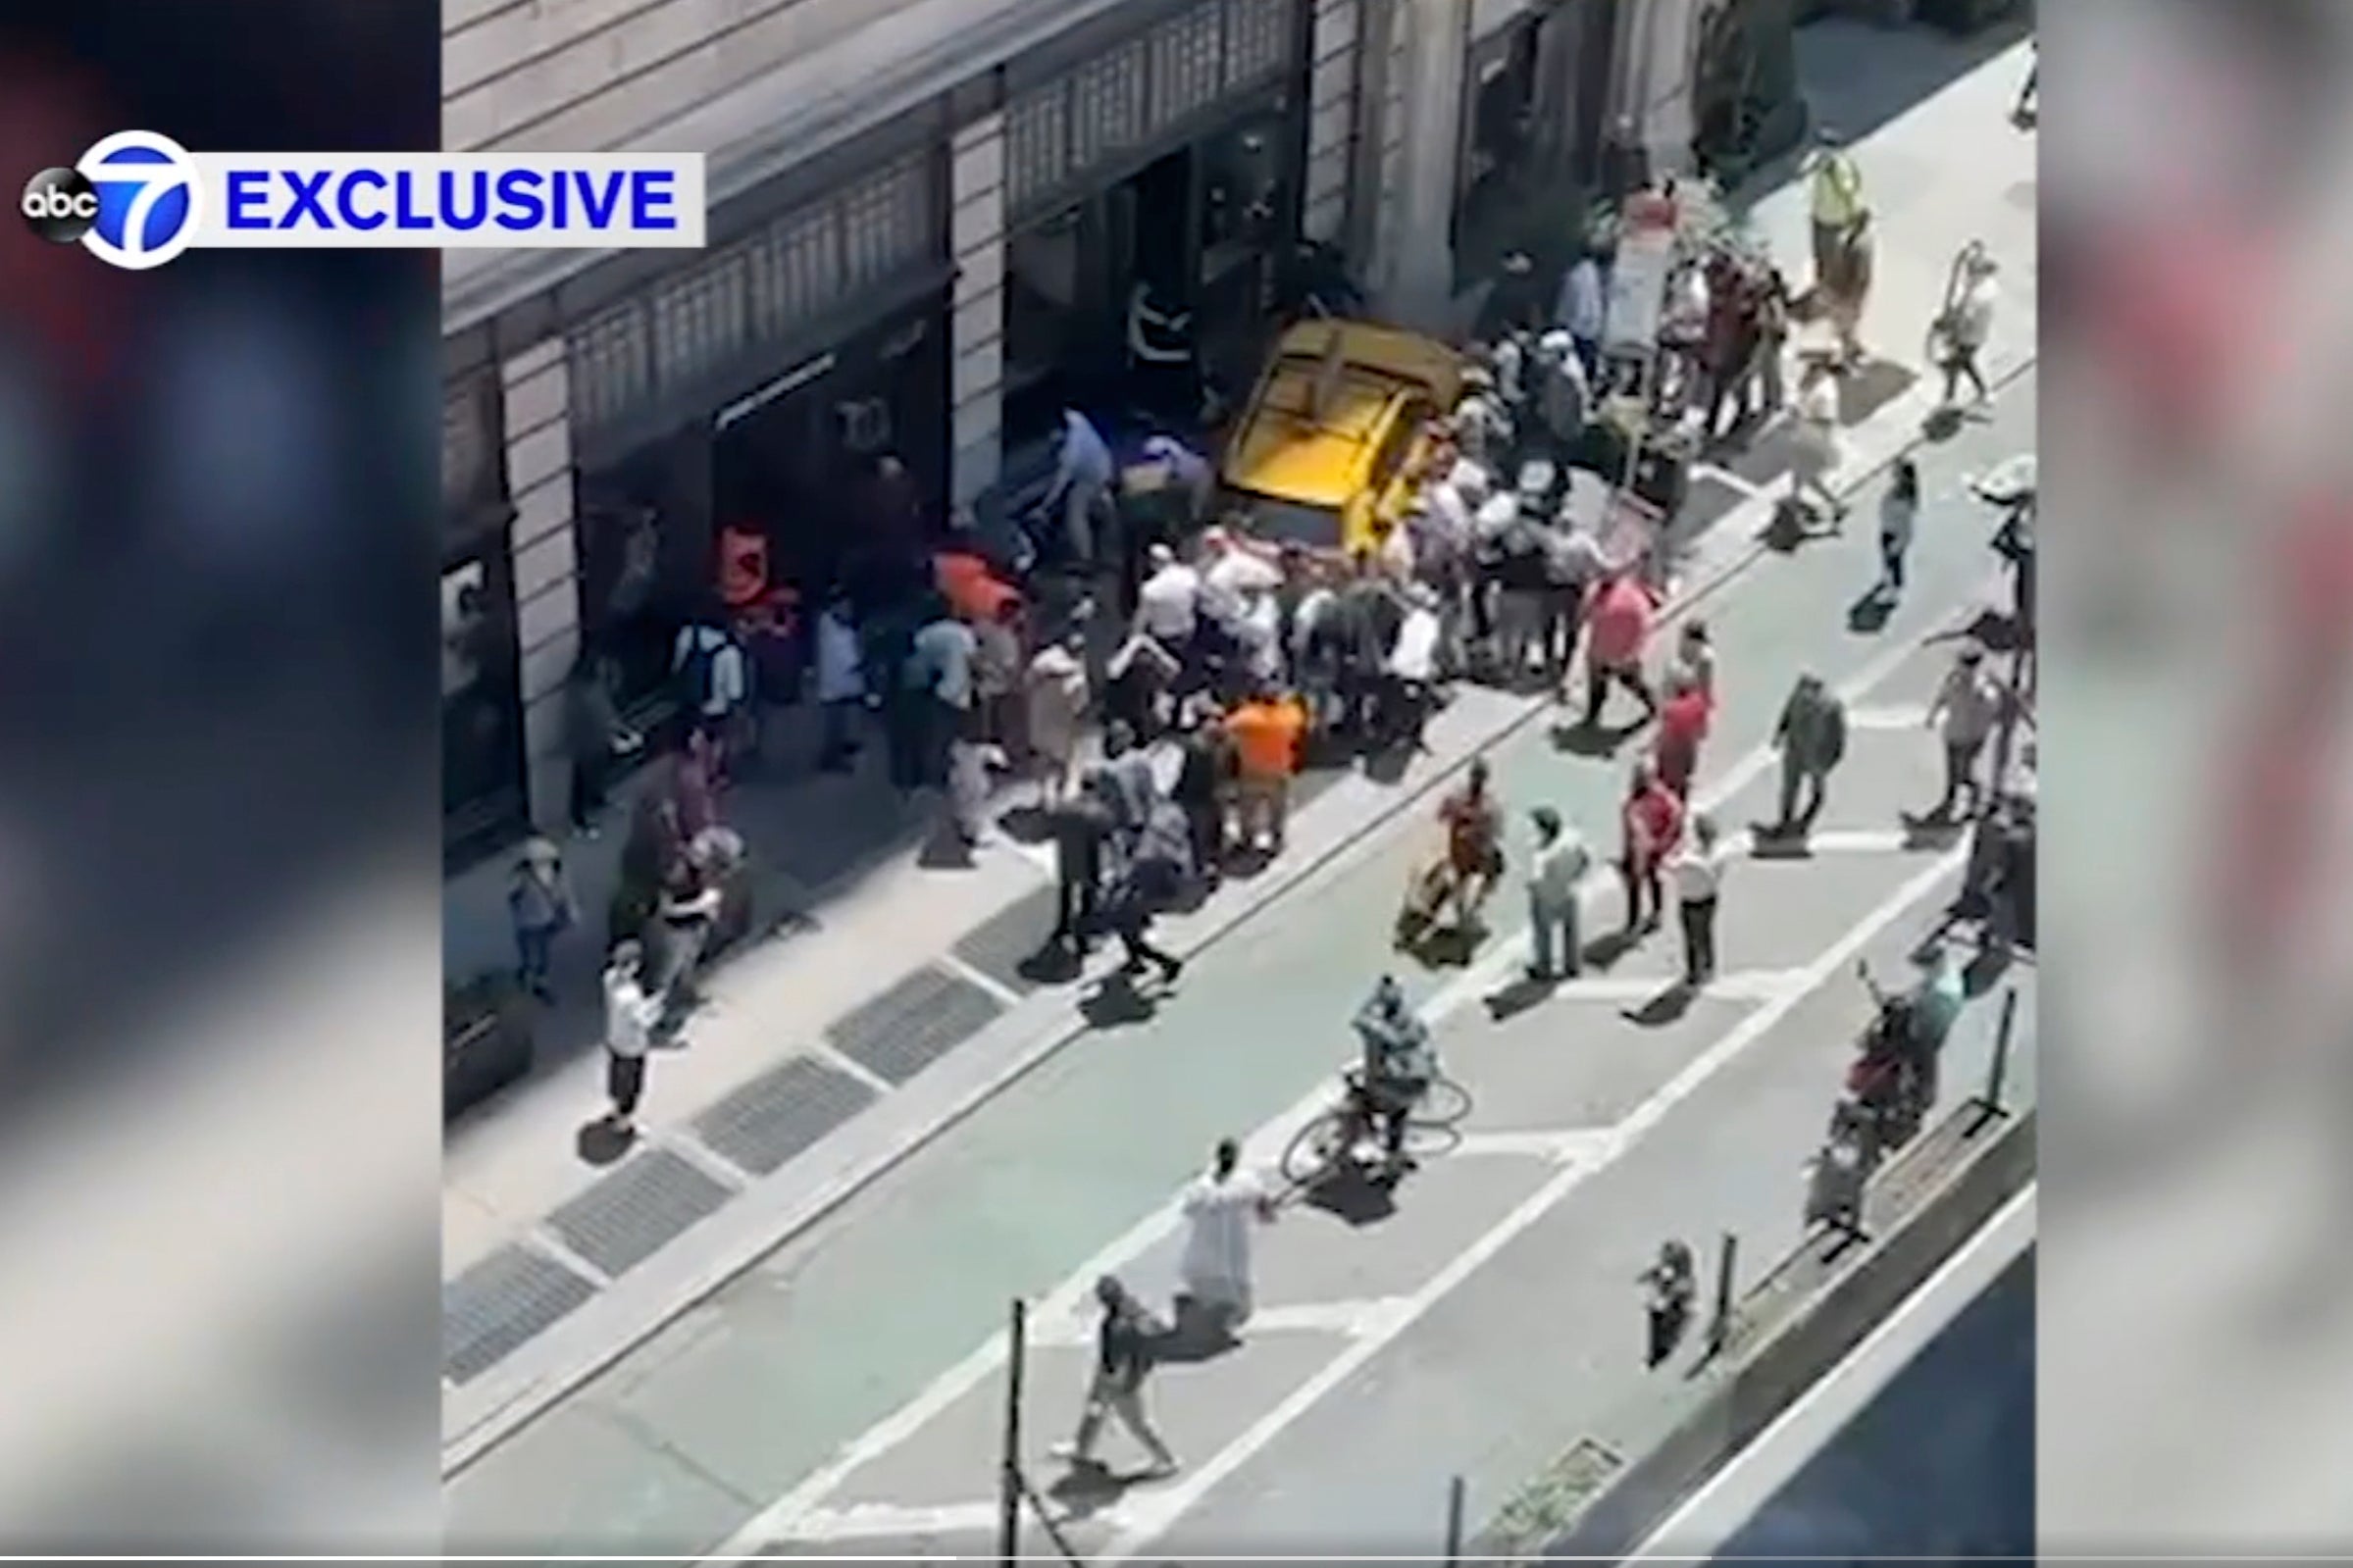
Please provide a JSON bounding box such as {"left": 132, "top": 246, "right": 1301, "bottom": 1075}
{"left": 445, "top": 373, "right": 2040, "bottom": 1559}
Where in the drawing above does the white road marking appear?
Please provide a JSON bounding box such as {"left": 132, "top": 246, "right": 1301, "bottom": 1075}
{"left": 1028, "top": 1296, "right": 1417, "bottom": 1349}
{"left": 1691, "top": 463, "right": 1770, "bottom": 499}
{"left": 1451, "top": 1129, "right": 1623, "bottom": 1164}
{"left": 939, "top": 952, "right": 1027, "bottom": 1010}
{"left": 701, "top": 628, "right": 1951, "bottom": 1565}
{"left": 1632, "top": 1186, "right": 2036, "bottom": 1559}
{"left": 1091, "top": 851, "right": 1964, "bottom": 1562}
{"left": 1746, "top": 828, "right": 1926, "bottom": 857}
{"left": 1544, "top": 969, "right": 1809, "bottom": 1004}
{"left": 1847, "top": 704, "right": 1930, "bottom": 730}
{"left": 804, "top": 1040, "right": 898, "bottom": 1100}
{"left": 781, "top": 1499, "right": 1002, "bottom": 1543}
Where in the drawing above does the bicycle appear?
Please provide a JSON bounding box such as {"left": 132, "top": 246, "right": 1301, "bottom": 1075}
{"left": 1279, "top": 1063, "right": 1474, "bottom": 1189}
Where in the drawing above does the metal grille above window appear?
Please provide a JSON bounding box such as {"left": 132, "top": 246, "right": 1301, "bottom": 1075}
{"left": 747, "top": 201, "right": 842, "bottom": 345}
{"left": 566, "top": 300, "right": 653, "bottom": 440}
{"left": 1006, "top": 88, "right": 1069, "bottom": 214}
{"left": 649, "top": 246, "right": 750, "bottom": 402}
{"left": 1069, "top": 43, "right": 1147, "bottom": 171}
{"left": 442, "top": 374, "right": 493, "bottom": 511}
{"left": 841, "top": 153, "right": 930, "bottom": 291}
{"left": 1149, "top": 3, "right": 1227, "bottom": 132}
{"left": 1223, "top": 0, "right": 1294, "bottom": 88}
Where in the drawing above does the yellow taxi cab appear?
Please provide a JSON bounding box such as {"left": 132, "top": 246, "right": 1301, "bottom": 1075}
{"left": 1217, "top": 318, "right": 1466, "bottom": 558}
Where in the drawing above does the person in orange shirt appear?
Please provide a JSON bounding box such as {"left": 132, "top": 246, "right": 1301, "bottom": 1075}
{"left": 1224, "top": 684, "right": 1306, "bottom": 855}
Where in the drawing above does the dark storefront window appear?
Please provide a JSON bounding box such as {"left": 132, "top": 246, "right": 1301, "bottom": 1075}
{"left": 1456, "top": 22, "right": 1546, "bottom": 277}
{"left": 442, "top": 370, "right": 526, "bottom": 867}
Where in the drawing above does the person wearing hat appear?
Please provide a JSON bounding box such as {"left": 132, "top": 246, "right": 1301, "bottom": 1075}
{"left": 1937, "top": 247, "right": 2000, "bottom": 414}
{"left": 599, "top": 939, "right": 662, "bottom": 1138}
{"left": 507, "top": 836, "right": 576, "bottom": 1004}
{"left": 1922, "top": 643, "right": 2002, "bottom": 822}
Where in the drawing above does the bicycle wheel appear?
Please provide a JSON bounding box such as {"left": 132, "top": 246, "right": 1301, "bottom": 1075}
{"left": 1410, "top": 1074, "right": 1474, "bottom": 1129}
{"left": 1281, "top": 1110, "right": 1356, "bottom": 1189}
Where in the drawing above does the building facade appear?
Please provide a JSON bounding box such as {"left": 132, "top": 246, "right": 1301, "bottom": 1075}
{"left": 440, "top": 0, "right": 1725, "bottom": 860}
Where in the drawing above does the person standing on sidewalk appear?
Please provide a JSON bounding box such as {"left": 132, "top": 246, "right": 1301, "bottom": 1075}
{"left": 1577, "top": 570, "right": 1660, "bottom": 729}
{"left": 910, "top": 597, "right": 978, "bottom": 789}
{"left": 1789, "top": 359, "right": 1848, "bottom": 525}
{"left": 652, "top": 858, "right": 722, "bottom": 1023}
{"left": 812, "top": 588, "right": 867, "bottom": 773}
{"left": 1763, "top": 672, "right": 1849, "bottom": 839}
{"left": 1922, "top": 643, "right": 2001, "bottom": 823}
{"left": 508, "top": 837, "right": 576, "bottom": 1003}
{"left": 1618, "top": 759, "right": 1684, "bottom": 936}
{"left": 1876, "top": 458, "right": 1921, "bottom": 599}
{"left": 1639, "top": 1239, "right": 1697, "bottom": 1370}
{"left": 1525, "top": 807, "right": 1591, "bottom": 983}
{"left": 1108, "top": 799, "right": 1190, "bottom": 987}
{"left": 1049, "top": 772, "right": 1115, "bottom": 960}
{"left": 1054, "top": 1275, "right": 1178, "bottom": 1478}
{"left": 1935, "top": 250, "right": 2000, "bottom": 416}
{"left": 673, "top": 603, "right": 750, "bottom": 777}
{"left": 1556, "top": 249, "right": 1607, "bottom": 382}
{"left": 1023, "top": 628, "right": 1091, "bottom": 811}
{"left": 599, "top": 939, "right": 661, "bottom": 1138}
{"left": 1170, "top": 711, "right": 1231, "bottom": 888}
{"left": 1177, "top": 1138, "right": 1278, "bottom": 1341}
{"left": 1226, "top": 683, "right": 1305, "bottom": 857}
{"left": 563, "top": 655, "right": 639, "bottom": 835}
{"left": 1668, "top": 814, "right": 1727, "bottom": 986}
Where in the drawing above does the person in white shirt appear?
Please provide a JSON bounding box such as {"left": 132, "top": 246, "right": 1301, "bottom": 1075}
{"left": 1141, "top": 432, "right": 1216, "bottom": 525}
{"left": 812, "top": 590, "right": 866, "bottom": 772}
{"left": 1135, "top": 542, "right": 1202, "bottom": 651}
{"left": 1177, "top": 1138, "right": 1277, "bottom": 1340}
{"left": 1923, "top": 642, "right": 2002, "bottom": 822}
{"left": 673, "top": 614, "right": 750, "bottom": 752}
{"left": 1666, "top": 813, "right": 1726, "bottom": 986}
{"left": 1199, "top": 528, "right": 1283, "bottom": 631}
{"left": 1877, "top": 457, "right": 1921, "bottom": 598}
{"left": 1937, "top": 250, "right": 1999, "bottom": 413}
{"left": 1789, "top": 359, "right": 1847, "bottom": 524}
{"left": 1525, "top": 806, "right": 1591, "bottom": 982}
{"left": 600, "top": 940, "right": 663, "bottom": 1137}
{"left": 1555, "top": 252, "right": 1606, "bottom": 378}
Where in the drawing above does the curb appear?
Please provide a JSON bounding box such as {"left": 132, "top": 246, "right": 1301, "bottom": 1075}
{"left": 442, "top": 356, "right": 2037, "bottom": 1477}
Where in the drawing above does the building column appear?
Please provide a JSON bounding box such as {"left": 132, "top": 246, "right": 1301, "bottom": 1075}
{"left": 1376, "top": 0, "right": 1468, "bottom": 332}
{"left": 1303, "top": 0, "right": 1361, "bottom": 244}
{"left": 948, "top": 111, "right": 1008, "bottom": 509}
{"left": 1611, "top": 0, "right": 1702, "bottom": 182}
{"left": 501, "top": 338, "right": 580, "bottom": 834}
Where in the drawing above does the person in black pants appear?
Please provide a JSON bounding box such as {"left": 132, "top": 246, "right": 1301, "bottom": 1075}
{"left": 1049, "top": 776, "right": 1114, "bottom": 958}
{"left": 1109, "top": 803, "right": 1191, "bottom": 985}
{"left": 1170, "top": 716, "right": 1229, "bottom": 891}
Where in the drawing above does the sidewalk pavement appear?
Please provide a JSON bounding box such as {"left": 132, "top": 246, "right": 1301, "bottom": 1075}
{"left": 441, "top": 20, "right": 2036, "bottom": 1472}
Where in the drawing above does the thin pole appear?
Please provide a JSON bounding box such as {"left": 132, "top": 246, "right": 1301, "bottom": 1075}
{"left": 999, "top": 1296, "right": 1026, "bottom": 1568}
{"left": 1969, "top": 986, "right": 2019, "bottom": 1134}
{"left": 1709, "top": 1231, "right": 1739, "bottom": 1353}
{"left": 1444, "top": 1473, "right": 1468, "bottom": 1566}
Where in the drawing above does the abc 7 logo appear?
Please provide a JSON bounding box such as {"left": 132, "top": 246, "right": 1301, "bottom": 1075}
{"left": 20, "top": 166, "right": 99, "bottom": 243}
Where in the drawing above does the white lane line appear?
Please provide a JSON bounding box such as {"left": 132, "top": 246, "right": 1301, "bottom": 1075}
{"left": 700, "top": 627, "right": 1947, "bottom": 1566}
{"left": 1847, "top": 704, "right": 1929, "bottom": 730}
{"left": 1633, "top": 1186, "right": 2036, "bottom": 1560}
{"left": 1091, "top": 850, "right": 1965, "bottom": 1562}
{"left": 784, "top": 1499, "right": 1002, "bottom": 1543}
{"left": 1026, "top": 1296, "right": 1418, "bottom": 1350}
{"left": 804, "top": 1040, "right": 898, "bottom": 1099}
{"left": 939, "top": 952, "right": 1027, "bottom": 1011}
{"left": 1548, "top": 969, "right": 1808, "bottom": 1004}
{"left": 1743, "top": 828, "right": 1927, "bottom": 857}
{"left": 1452, "top": 1129, "right": 1622, "bottom": 1164}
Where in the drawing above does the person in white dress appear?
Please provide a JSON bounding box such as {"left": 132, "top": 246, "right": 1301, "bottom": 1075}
{"left": 1177, "top": 1138, "right": 1277, "bottom": 1339}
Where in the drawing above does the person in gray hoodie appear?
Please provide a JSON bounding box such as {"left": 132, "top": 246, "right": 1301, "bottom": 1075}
{"left": 1762, "top": 672, "right": 1848, "bottom": 838}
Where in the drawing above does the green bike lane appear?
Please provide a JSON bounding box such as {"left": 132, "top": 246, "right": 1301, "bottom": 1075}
{"left": 445, "top": 375, "right": 2036, "bottom": 1556}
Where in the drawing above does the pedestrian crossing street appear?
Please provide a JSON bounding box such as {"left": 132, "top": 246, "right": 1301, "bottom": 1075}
{"left": 700, "top": 630, "right": 2021, "bottom": 1564}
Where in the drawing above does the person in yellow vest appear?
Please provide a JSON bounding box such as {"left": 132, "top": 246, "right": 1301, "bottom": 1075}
{"left": 1807, "top": 127, "right": 1866, "bottom": 290}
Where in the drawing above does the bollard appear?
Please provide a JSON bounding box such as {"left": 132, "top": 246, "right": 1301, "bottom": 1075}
{"left": 1966, "top": 987, "right": 2018, "bottom": 1136}
{"left": 999, "top": 1297, "right": 1026, "bottom": 1568}
{"left": 1708, "top": 1232, "right": 1739, "bottom": 1354}
{"left": 1443, "top": 1473, "right": 1467, "bottom": 1566}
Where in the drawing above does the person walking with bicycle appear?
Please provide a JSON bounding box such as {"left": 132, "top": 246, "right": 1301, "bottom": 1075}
{"left": 1353, "top": 976, "right": 1438, "bottom": 1182}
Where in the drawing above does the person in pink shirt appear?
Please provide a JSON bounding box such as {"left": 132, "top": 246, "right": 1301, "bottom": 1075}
{"left": 1576, "top": 570, "right": 1661, "bottom": 728}
{"left": 1618, "top": 759, "right": 1685, "bottom": 934}
{"left": 1654, "top": 672, "right": 1713, "bottom": 797}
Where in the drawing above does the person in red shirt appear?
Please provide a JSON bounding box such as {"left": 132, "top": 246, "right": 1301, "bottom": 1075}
{"left": 1437, "top": 757, "right": 1507, "bottom": 932}
{"left": 1618, "top": 759, "right": 1685, "bottom": 934}
{"left": 1654, "top": 672, "right": 1713, "bottom": 797}
{"left": 1578, "top": 571, "right": 1660, "bottom": 728}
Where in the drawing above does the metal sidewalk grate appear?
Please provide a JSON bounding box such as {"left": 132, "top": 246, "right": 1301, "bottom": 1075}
{"left": 827, "top": 962, "right": 1005, "bottom": 1086}
{"left": 545, "top": 1145, "right": 736, "bottom": 1280}
{"left": 442, "top": 1243, "right": 599, "bottom": 1385}
{"left": 693, "top": 1053, "right": 878, "bottom": 1177}
{"left": 952, "top": 885, "right": 1060, "bottom": 994}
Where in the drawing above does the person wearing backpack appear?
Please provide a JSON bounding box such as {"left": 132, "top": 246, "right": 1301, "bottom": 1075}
{"left": 672, "top": 601, "right": 748, "bottom": 771}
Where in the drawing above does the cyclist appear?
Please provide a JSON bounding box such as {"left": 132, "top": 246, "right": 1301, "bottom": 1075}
{"left": 1352, "top": 976, "right": 1438, "bottom": 1178}
{"left": 1858, "top": 944, "right": 1966, "bottom": 1105}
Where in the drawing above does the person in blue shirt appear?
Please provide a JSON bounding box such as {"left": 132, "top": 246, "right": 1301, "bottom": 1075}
{"left": 1352, "top": 976, "right": 1437, "bottom": 1178}
{"left": 1044, "top": 408, "right": 1116, "bottom": 568}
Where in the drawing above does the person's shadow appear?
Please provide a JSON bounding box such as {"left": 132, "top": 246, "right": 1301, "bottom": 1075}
{"left": 575, "top": 1117, "right": 635, "bottom": 1167}
{"left": 1079, "top": 968, "right": 1160, "bottom": 1029}
{"left": 1622, "top": 979, "right": 1698, "bottom": 1027}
